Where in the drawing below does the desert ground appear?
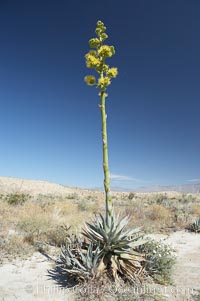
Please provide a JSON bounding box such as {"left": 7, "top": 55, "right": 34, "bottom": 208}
{"left": 0, "top": 177, "right": 200, "bottom": 301}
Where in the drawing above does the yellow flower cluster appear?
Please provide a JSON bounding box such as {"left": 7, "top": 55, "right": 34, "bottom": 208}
{"left": 89, "top": 38, "right": 100, "bottom": 48}
{"left": 102, "top": 64, "right": 109, "bottom": 72}
{"left": 85, "top": 53, "right": 100, "bottom": 68}
{"left": 95, "top": 21, "right": 107, "bottom": 38}
{"left": 106, "top": 67, "right": 118, "bottom": 78}
{"left": 98, "top": 45, "right": 115, "bottom": 58}
{"left": 84, "top": 21, "right": 118, "bottom": 92}
{"left": 84, "top": 75, "right": 96, "bottom": 86}
{"left": 98, "top": 77, "right": 111, "bottom": 87}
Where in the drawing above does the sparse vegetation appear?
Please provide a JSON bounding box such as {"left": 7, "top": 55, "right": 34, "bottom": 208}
{"left": 0, "top": 190, "right": 199, "bottom": 263}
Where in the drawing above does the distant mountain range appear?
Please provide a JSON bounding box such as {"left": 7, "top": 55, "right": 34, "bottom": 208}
{"left": 111, "top": 183, "right": 200, "bottom": 194}
{"left": 1, "top": 176, "right": 200, "bottom": 195}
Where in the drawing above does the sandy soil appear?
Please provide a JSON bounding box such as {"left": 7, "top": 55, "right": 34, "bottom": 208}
{"left": 0, "top": 230, "right": 199, "bottom": 301}
{"left": 0, "top": 252, "right": 73, "bottom": 301}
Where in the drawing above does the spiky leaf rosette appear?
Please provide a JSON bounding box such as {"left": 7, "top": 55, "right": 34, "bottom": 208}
{"left": 187, "top": 218, "right": 200, "bottom": 233}
{"left": 82, "top": 213, "right": 148, "bottom": 283}
{"left": 57, "top": 242, "right": 102, "bottom": 282}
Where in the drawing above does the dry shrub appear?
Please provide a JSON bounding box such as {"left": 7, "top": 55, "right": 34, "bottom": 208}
{"left": 145, "top": 204, "right": 171, "bottom": 222}
{"left": 1, "top": 235, "right": 33, "bottom": 260}
{"left": 90, "top": 198, "right": 103, "bottom": 214}
{"left": 125, "top": 199, "right": 147, "bottom": 220}
{"left": 56, "top": 200, "right": 78, "bottom": 215}
{"left": 16, "top": 200, "right": 92, "bottom": 247}
{"left": 56, "top": 201, "right": 93, "bottom": 231}
{"left": 0, "top": 200, "right": 20, "bottom": 226}
{"left": 190, "top": 204, "right": 200, "bottom": 216}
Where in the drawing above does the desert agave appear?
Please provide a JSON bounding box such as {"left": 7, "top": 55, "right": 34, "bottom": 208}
{"left": 56, "top": 21, "right": 148, "bottom": 285}
{"left": 57, "top": 242, "right": 102, "bottom": 281}
{"left": 82, "top": 213, "right": 147, "bottom": 283}
{"left": 187, "top": 218, "right": 200, "bottom": 233}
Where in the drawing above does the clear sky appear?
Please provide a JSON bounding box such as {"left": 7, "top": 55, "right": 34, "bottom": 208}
{"left": 0, "top": 0, "right": 200, "bottom": 189}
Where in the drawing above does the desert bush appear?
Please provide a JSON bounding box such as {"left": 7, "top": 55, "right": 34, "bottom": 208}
{"left": 17, "top": 213, "right": 51, "bottom": 244}
{"left": 0, "top": 235, "right": 33, "bottom": 259}
{"left": 124, "top": 199, "right": 146, "bottom": 219}
{"left": 190, "top": 204, "right": 200, "bottom": 216}
{"left": 46, "top": 224, "right": 71, "bottom": 247}
{"left": 154, "top": 194, "right": 168, "bottom": 205}
{"left": 4, "top": 193, "right": 31, "bottom": 205}
{"left": 77, "top": 199, "right": 90, "bottom": 211}
{"left": 146, "top": 204, "right": 171, "bottom": 222}
{"left": 137, "top": 239, "right": 176, "bottom": 285}
{"left": 90, "top": 199, "right": 102, "bottom": 214}
{"left": 128, "top": 192, "right": 135, "bottom": 200}
{"left": 173, "top": 208, "right": 191, "bottom": 225}
{"left": 56, "top": 201, "right": 92, "bottom": 231}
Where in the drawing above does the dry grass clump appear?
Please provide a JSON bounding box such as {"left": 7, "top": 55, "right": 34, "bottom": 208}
{"left": 145, "top": 204, "right": 172, "bottom": 222}
{"left": 0, "top": 234, "right": 33, "bottom": 263}
{"left": 190, "top": 204, "right": 200, "bottom": 216}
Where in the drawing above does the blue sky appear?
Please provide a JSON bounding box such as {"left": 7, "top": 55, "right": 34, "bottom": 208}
{"left": 0, "top": 0, "right": 200, "bottom": 189}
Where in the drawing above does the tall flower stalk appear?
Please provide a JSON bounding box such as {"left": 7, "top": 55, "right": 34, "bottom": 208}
{"left": 84, "top": 21, "right": 118, "bottom": 227}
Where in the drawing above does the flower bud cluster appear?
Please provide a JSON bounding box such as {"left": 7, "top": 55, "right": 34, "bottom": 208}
{"left": 85, "top": 20, "right": 118, "bottom": 91}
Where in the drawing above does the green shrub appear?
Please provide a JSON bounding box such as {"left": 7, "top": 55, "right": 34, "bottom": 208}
{"left": 77, "top": 199, "right": 89, "bottom": 211}
{"left": 137, "top": 239, "right": 176, "bottom": 285}
{"left": 128, "top": 192, "right": 135, "bottom": 200}
{"left": 154, "top": 194, "right": 168, "bottom": 205}
{"left": 5, "top": 193, "right": 30, "bottom": 205}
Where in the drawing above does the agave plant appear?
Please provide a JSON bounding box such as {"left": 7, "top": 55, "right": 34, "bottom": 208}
{"left": 57, "top": 214, "right": 147, "bottom": 283}
{"left": 82, "top": 213, "right": 147, "bottom": 283}
{"left": 187, "top": 218, "right": 200, "bottom": 233}
{"left": 56, "top": 20, "right": 148, "bottom": 285}
{"left": 57, "top": 242, "right": 102, "bottom": 281}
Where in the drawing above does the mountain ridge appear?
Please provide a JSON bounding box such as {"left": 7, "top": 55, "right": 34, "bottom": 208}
{"left": 111, "top": 183, "right": 200, "bottom": 193}
{"left": 0, "top": 176, "right": 200, "bottom": 194}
